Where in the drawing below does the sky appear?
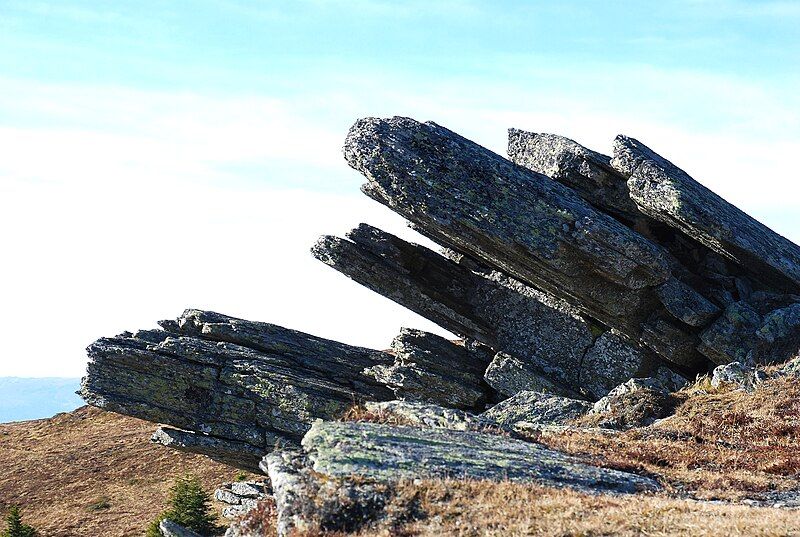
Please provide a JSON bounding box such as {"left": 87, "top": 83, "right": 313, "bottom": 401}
{"left": 0, "top": 0, "right": 799, "bottom": 377}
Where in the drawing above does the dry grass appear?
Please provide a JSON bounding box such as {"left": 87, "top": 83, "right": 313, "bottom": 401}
{"left": 544, "top": 375, "right": 800, "bottom": 498}
{"left": 0, "top": 406, "right": 256, "bottom": 536}
{"left": 241, "top": 479, "right": 800, "bottom": 537}
{"left": 339, "top": 406, "right": 417, "bottom": 427}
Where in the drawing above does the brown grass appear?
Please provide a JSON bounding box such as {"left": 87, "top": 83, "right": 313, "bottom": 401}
{"left": 0, "top": 406, "right": 257, "bottom": 536}
{"left": 240, "top": 479, "right": 800, "bottom": 537}
{"left": 544, "top": 375, "right": 800, "bottom": 498}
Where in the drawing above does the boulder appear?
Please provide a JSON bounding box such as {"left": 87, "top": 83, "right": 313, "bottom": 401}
{"left": 481, "top": 391, "right": 592, "bottom": 427}
{"left": 300, "top": 420, "right": 660, "bottom": 493}
{"left": 711, "top": 362, "right": 767, "bottom": 392}
{"left": 590, "top": 377, "right": 677, "bottom": 429}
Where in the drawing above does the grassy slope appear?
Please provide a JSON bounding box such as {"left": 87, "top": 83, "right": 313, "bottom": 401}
{"left": 0, "top": 406, "right": 254, "bottom": 537}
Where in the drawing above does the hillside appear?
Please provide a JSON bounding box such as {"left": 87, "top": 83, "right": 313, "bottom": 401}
{"left": 0, "top": 406, "right": 253, "bottom": 536}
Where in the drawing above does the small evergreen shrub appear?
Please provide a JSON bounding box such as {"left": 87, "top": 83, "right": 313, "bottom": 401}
{"left": 1, "top": 506, "right": 37, "bottom": 537}
{"left": 146, "top": 475, "right": 219, "bottom": 537}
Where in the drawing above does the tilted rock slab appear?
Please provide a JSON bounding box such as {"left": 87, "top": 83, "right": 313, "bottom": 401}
{"left": 81, "top": 309, "right": 396, "bottom": 470}
{"left": 611, "top": 134, "right": 800, "bottom": 293}
{"left": 315, "top": 222, "right": 660, "bottom": 399}
{"left": 344, "top": 116, "right": 705, "bottom": 369}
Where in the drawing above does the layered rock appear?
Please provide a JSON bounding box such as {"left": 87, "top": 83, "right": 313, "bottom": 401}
{"left": 611, "top": 134, "right": 800, "bottom": 293}
{"left": 314, "top": 223, "right": 659, "bottom": 399}
{"left": 81, "top": 309, "right": 396, "bottom": 470}
{"left": 362, "top": 328, "right": 493, "bottom": 410}
{"left": 343, "top": 117, "right": 713, "bottom": 370}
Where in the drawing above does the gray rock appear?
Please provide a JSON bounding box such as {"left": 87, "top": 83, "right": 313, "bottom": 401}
{"left": 301, "top": 420, "right": 660, "bottom": 493}
{"left": 230, "top": 481, "right": 266, "bottom": 498}
{"left": 262, "top": 449, "right": 395, "bottom": 537}
{"left": 481, "top": 391, "right": 592, "bottom": 427}
{"left": 314, "top": 224, "right": 597, "bottom": 396}
{"left": 507, "top": 129, "right": 643, "bottom": 224}
{"left": 580, "top": 331, "right": 654, "bottom": 400}
{"left": 710, "top": 362, "right": 766, "bottom": 392}
{"left": 781, "top": 356, "right": 800, "bottom": 376}
{"left": 222, "top": 505, "right": 250, "bottom": 519}
{"left": 655, "top": 278, "right": 720, "bottom": 327}
{"left": 363, "top": 400, "right": 495, "bottom": 431}
{"left": 700, "top": 298, "right": 800, "bottom": 365}
{"left": 344, "top": 117, "right": 676, "bottom": 347}
{"left": 363, "top": 328, "right": 493, "bottom": 410}
{"left": 611, "top": 134, "right": 800, "bottom": 293}
{"left": 591, "top": 377, "right": 675, "bottom": 429}
{"left": 214, "top": 488, "right": 241, "bottom": 505}
{"left": 81, "top": 309, "right": 395, "bottom": 469}
{"left": 158, "top": 520, "right": 203, "bottom": 537}
{"left": 484, "top": 351, "right": 584, "bottom": 399}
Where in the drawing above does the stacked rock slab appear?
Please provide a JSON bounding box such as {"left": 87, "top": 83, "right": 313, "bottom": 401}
{"left": 82, "top": 309, "right": 494, "bottom": 469}
{"left": 343, "top": 117, "right": 714, "bottom": 371}
{"left": 313, "top": 223, "right": 659, "bottom": 399}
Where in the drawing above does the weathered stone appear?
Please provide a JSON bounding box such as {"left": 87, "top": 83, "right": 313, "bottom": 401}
{"left": 590, "top": 377, "right": 676, "bottom": 429}
{"left": 362, "top": 328, "right": 493, "bottom": 410}
{"left": 301, "top": 420, "right": 659, "bottom": 493}
{"left": 263, "top": 449, "right": 396, "bottom": 537}
{"left": 611, "top": 134, "right": 800, "bottom": 293}
{"left": 580, "top": 331, "right": 654, "bottom": 400}
{"left": 214, "top": 487, "right": 242, "bottom": 505}
{"left": 507, "top": 129, "right": 642, "bottom": 224}
{"left": 159, "top": 520, "right": 203, "bottom": 537}
{"left": 231, "top": 481, "right": 267, "bottom": 498}
{"left": 344, "top": 117, "right": 673, "bottom": 341}
{"left": 481, "top": 391, "right": 592, "bottom": 427}
{"left": 81, "top": 309, "right": 395, "bottom": 470}
{"left": 363, "top": 400, "right": 496, "bottom": 432}
{"left": 699, "top": 297, "right": 800, "bottom": 365}
{"left": 314, "top": 224, "right": 595, "bottom": 395}
{"left": 507, "top": 129, "right": 744, "bottom": 316}
{"left": 656, "top": 277, "right": 720, "bottom": 327}
{"left": 484, "top": 352, "right": 584, "bottom": 399}
{"left": 711, "top": 362, "right": 766, "bottom": 392}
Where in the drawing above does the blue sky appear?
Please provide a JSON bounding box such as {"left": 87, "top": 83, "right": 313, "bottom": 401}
{"left": 1, "top": 0, "right": 799, "bottom": 377}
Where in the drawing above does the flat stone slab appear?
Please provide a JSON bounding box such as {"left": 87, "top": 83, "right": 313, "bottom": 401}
{"left": 300, "top": 420, "right": 660, "bottom": 494}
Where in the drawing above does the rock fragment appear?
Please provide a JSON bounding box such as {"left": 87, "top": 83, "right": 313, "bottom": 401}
{"left": 362, "top": 328, "right": 493, "bottom": 410}
{"left": 481, "top": 391, "right": 592, "bottom": 428}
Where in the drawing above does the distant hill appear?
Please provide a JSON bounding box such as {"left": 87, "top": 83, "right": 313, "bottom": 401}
{"left": 0, "top": 377, "right": 84, "bottom": 423}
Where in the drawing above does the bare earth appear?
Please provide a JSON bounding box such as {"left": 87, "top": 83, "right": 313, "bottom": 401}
{"left": 0, "top": 406, "right": 252, "bottom": 537}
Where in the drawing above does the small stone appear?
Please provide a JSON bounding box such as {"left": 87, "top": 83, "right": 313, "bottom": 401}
{"left": 230, "top": 481, "right": 266, "bottom": 498}
{"left": 214, "top": 488, "right": 241, "bottom": 505}
{"left": 481, "top": 391, "right": 592, "bottom": 427}
{"left": 710, "top": 362, "right": 766, "bottom": 392}
{"left": 159, "top": 519, "right": 203, "bottom": 537}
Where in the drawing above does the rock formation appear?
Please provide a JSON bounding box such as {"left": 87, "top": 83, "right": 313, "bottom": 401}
{"left": 80, "top": 116, "right": 800, "bottom": 488}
